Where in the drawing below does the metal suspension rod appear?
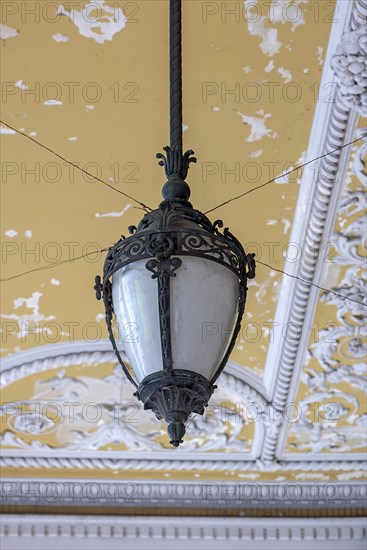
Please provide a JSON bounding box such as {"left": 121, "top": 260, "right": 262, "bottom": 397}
{"left": 169, "top": 0, "right": 183, "bottom": 150}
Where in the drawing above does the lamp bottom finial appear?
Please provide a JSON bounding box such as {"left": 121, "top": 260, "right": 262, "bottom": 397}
{"left": 168, "top": 421, "right": 186, "bottom": 447}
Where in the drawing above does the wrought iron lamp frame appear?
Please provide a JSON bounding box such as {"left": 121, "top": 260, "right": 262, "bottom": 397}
{"left": 95, "top": 0, "right": 256, "bottom": 446}
{"left": 95, "top": 194, "right": 255, "bottom": 445}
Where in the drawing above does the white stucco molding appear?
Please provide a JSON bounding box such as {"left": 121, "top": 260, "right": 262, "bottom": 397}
{"left": 331, "top": 0, "right": 367, "bottom": 114}
{"left": 1, "top": 516, "right": 366, "bottom": 550}
{"left": 1, "top": 340, "right": 266, "bottom": 465}
{"left": 1, "top": 478, "right": 366, "bottom": 511}
{"left": 1, "top": 340, "right": 366, "bottom": 475}
{"left": 260, "top": 0, "right": 366, "bottom": 462}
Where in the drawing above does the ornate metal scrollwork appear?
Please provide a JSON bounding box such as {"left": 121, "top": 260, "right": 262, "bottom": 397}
{"left": 136, "top": 369, "right": 214, "bottom": 447}
{"left": 146, "top": 255, "right": 183, "bottom": 371}
{"left": 156, "top": 147, "right": 197, "bottom": 201}
{"left": 146, "top": 257, "right": 182, "bottom": 279}
{"left": 137, "top": 198, "right": 216, "bottom": 233}
{"left": 96, "top": 193, "right": 256, "bottom": 445}
{"left": 156, "top": 146, "right": 197, "bottom": 180}
{"left": 246, "top": 253, "right": 256, "bottom": 279}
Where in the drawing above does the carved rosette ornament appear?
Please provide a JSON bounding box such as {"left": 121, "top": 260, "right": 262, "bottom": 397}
{"left": 331, "top": 24, "right": 367, "bottom": 114}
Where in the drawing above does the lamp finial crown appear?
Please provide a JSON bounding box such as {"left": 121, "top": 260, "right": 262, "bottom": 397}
{"left": 156, "top": 146, "right": 197, "bottom": 200}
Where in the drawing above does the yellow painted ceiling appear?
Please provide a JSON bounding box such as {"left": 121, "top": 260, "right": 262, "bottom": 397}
{"left": 1, "top": 0, "right": 331, "bottom": 360}
{"left": 1, "top": 0, "right": 365, "bottom": 483}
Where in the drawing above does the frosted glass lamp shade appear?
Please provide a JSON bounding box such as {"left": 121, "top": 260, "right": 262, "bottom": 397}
{"left": 112, "top": 260, "right": 162, "bottom": 383}
{"left": 112, "top": 256, "right": 239, "bottom": 384}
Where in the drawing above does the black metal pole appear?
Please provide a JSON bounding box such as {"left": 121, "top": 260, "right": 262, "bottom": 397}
{"left": 157, "top": 0, "right": 195, "bottom": 199}
{"left": 170, "top": 0, "right": 183, "bottom": 150}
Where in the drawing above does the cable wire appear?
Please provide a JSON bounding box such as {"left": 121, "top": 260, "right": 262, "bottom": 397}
{"left": 256, "top": 260, "right": 366, "bottom": 307}
{"left": 2, "top": 248, "right": 366, "bottom": 308}
{"left": 0, "top": 120, "right": 152, "bottom": 212}
{"left": 0, "top": 248, "right": 110, "bottom": 282}
{"left": 204, "top": 134, "right": 366, "bottom": 215}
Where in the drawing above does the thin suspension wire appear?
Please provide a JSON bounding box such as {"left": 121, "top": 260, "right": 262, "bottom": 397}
{"left": 1, "top": 248, "right": 366, "bottom": 307}
{"left": 0, "top": 248, "right": 110, "bottom": 282}
{"left": 256, "top": 260, "right": 366, "bottom": 307}
{"left": 170, "top": 0, "right": 183, "bottom": 149}
{"left": 1, "top": 120, "right": 366, "bottom": 306}
{"left": 204, "top": 134, "right": 367, "bottom": 215}
{"left": 1, "top": 131, "right": 366, "bottom": 306}
{"left": 0, "top": 120, "right": 152, "bottom": 212}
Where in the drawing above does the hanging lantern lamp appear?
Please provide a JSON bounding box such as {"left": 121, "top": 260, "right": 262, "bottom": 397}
{"left": 95, "top": 0, "right": 256, "bottom": 447}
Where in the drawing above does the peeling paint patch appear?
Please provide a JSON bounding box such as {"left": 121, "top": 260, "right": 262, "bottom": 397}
{"left": 270, "top": 0, "right": 307, "bottom": 32}
{"left": 238, "top": 110, "right": 277, "bottom": 142}
{"left": 245, "top": 0, "right": 307, "bottom": 56}
{"left": 274, "top": 169, "right": 290, "bottom": 184}
{"left": 0, "top": 126, "right": 16, "bottom": 135}
{"left": 264, "top": 60, "right": 275, "bottom": 73}
{"left": 58, "top": 0, "right": 126, "bottom": 44}
{"left": 96, "top": 313, "right": 105, "bottom": 322}
{"left": 266, "top": 218, "right": 291, "bottom": 234}
{"left": 182, "top": 124, "right": 188, "bottom": 132}
{"left": 0, "top": 24, "right": 18, "bottom": 40}
{"left": 68, "top": 137, "right": 78, "bottom": 141}
{"left": 211, "top": 106, "right": 220, "bottom": 112}
{"left": 244, "top": 1, "right": 281, "bottom": 57}
{"left": 5, "top": 230, "right": 18, "bottom": 238}
{"left": 51, "top": 279, "right": 60, "bottom": 286}
{"left": 337, "top": 471, "right": 366, "bottom": 481}
{"left": 243, "top": 66, "right": 252, "bottom": 74}
{"left": 237, "top": 473, "right": 260, "bottom": 479}
{"left": 294, "top": 473, "right": 329, "bottom": 481}
{"left": 29, "top": 132, "right": 37, "bottom": 137}
{"left": 44, "top": 100, "right": 63, "bottom": 106}
{"left": 16, "top": 80, "right": 28, "bottom": 90}
{"left": 1, "top": 292, "right": 55, "bottom": 340}
{"left": 316, "top": 46, "right": 324, "bottom": 65}
{"left": 278, "top": 67, "right": 292, "bottom": 83}
{"left": 24, "top": 230, "right": 32, "bottom": 238}
{"left": 249, "top": 149, "right": 263, "bottom": 158}
{"left": 53, "top": 33, "right": 69, "bottom": 43}
{"left": 280, "top": 218, "right": 291, "bottom": 235}
{"left": 86, "top": 105, "right": 95, "bottom": 111}
{"left": 95, "top": 204, "right": 131, "bottom": 218}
